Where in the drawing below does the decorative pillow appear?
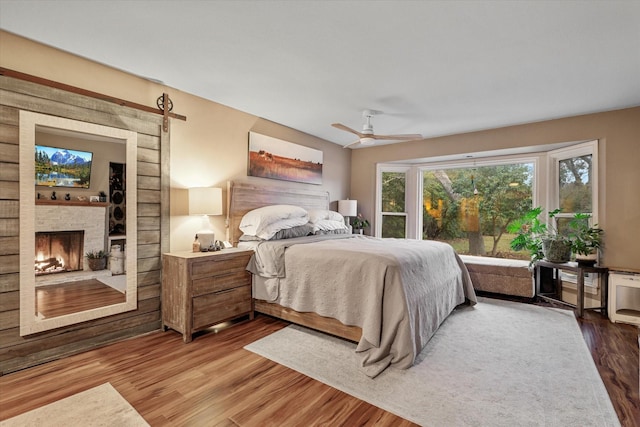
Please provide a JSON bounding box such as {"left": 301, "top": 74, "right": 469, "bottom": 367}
{"left": 314, "top": 228, "right": 350, "bottom": 235}
{"left": 239, "top": 234, "right": 263, "bottom": 242}
{"left": 254, "top": 217, "right": 311, "bottom": 240}
{"left": 307, "top": 209, "right": 344, "bottom": 224}
{"left": 312, "top": 219, "right": 349, "bottom": 234}
{"left": 240, "top": 204, "right": 309, "bottom": 236}
{"left": 270, "top": 223, "right": 314, "bottom": 240}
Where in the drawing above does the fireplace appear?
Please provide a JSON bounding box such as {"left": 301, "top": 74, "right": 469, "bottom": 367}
{"left": 35, "top": 231, "right": 84, "bottom": 275}
{"left": 35, "top": 203, "right": 108, "bottom": 274}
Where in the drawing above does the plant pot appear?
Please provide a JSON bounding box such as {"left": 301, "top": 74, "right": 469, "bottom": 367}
{"left": 542, "top": 239, "right": 571, "bottom": 263}
{"left": 575, "top": 251, "right": 598, "bottom": 266}
{"left": 87, "top": 257, "right": 107, "bottom": 271}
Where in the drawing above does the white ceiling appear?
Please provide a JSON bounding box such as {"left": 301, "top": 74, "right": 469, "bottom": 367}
{"left": 2, "top": 1, "right": 639, "bottom": 148}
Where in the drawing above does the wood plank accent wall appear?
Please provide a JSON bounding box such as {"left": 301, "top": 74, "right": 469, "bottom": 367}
{"left": 0, "top": 75, "right": 170, "bottom": 374}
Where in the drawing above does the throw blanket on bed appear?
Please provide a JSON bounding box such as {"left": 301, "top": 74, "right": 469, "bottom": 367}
{"left": 247, "top": 235, "right": 477, "bottom": 377}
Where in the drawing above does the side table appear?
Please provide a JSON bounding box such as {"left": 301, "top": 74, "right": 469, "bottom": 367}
{"left": 535, "top": 260, "right": 609, "bottom": 318}
{"left": 162, "top": 248, "right": 254, "bottom": 342}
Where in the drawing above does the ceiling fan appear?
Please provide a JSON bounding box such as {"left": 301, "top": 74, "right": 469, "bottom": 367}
{"left": 332, "top": 109, "right": 423, "bottom": 149}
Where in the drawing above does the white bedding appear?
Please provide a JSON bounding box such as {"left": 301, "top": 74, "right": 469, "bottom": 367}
{"left": 247, "top": 234, "right": 477, "bottom": 377}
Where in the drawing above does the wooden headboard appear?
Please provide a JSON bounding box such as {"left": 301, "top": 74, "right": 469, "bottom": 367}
{"left": 227, "top": 181, "right": 330, "bottom": 245}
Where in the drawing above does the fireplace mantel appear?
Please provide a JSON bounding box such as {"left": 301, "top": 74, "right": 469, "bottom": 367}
{"left": 36, "top": 200, "right": 109, "bottom": 208}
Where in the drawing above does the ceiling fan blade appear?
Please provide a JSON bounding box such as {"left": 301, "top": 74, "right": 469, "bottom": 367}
{"left": 332, "top": 123, "right": 365, "bottom": 138}
{"left": 343, "top": 140, "right": 362, "bottom": 149}
{"left": 371, "top": 133, "right": 423, "bottom": 141}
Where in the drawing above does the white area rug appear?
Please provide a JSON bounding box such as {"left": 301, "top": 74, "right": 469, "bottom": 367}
{"left": 0, "top": 383, "right": 148, "bottom": 427}
{"left": 245, "top": 298, "right": 620, "bottom": 427}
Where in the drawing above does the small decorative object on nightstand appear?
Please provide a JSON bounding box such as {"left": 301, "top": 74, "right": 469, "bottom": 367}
{"left": 162, "top": 248, "right": 253, "bottom": 342}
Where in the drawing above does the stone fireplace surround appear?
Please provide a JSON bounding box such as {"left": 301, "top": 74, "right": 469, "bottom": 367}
{"left": 35, "top": 202, "right": 108, "bottom": 286}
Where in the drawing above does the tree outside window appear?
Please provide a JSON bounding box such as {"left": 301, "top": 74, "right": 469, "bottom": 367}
{"left": 381, "top": 171, "right": 407, "bottom": 238}
{"left": 422, "top": 163, "right": 534, "bottom": 259}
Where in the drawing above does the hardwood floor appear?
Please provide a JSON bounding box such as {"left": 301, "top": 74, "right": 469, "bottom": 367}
{"left": 36, "top": 279, "right": 125, "bottom": 318}
{"left": 0, "top": 298, "right": 638, "bottom": 426}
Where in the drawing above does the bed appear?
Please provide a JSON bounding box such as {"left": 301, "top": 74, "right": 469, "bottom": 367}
{"left": 227, "top": 181, "right": 477, "bottom": 377}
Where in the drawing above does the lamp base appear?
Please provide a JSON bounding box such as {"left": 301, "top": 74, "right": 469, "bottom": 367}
{"left": 196, "top": 230, "right": 215, "bottom": 250}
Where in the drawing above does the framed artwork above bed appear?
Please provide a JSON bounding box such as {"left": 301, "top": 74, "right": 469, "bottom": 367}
{"left": 248, "top": 132, "right": 323, "bottom": 185}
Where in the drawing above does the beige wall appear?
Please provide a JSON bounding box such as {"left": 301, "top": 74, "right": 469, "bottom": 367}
{"left": 351, "top": 107, "right": 640, "bottom": 270}
{"left": 1, "top": 31, "right": 351, "bottom": 252}
{"left": 3, "top": 30, "right": 637, "bottom": 268}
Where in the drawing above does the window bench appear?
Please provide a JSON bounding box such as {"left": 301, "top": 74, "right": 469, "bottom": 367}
{"left": 460, "top": 255, "right": 534, "bottom": 298}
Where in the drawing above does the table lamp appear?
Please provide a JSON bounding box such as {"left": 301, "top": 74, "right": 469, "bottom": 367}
{"left": 189, "top": 187, "right": 223, "bottom": 249}
{"left": 338, "top": 199, "right": 357, "bottom": 233}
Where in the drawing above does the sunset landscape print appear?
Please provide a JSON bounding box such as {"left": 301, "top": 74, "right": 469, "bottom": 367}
{"left": 248, "top": 132, "right": 323, "bottom": 184}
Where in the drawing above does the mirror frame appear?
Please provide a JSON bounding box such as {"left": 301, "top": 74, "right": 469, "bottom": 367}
{"left": 19, "top": 111, "right": 138, "bottom": 335}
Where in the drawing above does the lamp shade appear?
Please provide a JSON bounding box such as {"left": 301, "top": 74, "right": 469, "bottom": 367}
{"left": 338, "top": 199, "right": 357, "bottom": 217}
{"left": 189, "top": 187, "right": 223, "bottom": 215}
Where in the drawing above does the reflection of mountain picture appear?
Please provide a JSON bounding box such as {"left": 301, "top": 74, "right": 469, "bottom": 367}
{"left": 248, "top": 132, "right": 323, "bottom": 185}
{"left": 35, "top": 145, "right": 93, "bottom": 188}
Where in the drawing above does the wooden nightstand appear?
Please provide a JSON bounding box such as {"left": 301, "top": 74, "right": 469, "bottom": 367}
{"left": 162, "top": 248, "right": 253, "bottom": 342}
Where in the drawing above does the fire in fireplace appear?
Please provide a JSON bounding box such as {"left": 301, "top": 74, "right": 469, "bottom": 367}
{"left": 35, "top": 230, "right": 84, "bottom": 275}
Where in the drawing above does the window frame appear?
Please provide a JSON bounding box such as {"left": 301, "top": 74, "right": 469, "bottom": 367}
{"left": 375, "top": 165, "right": 413, "bottom": 238}
{"left": 377, "top": 154, "right": 542, "bottom": 241}
{"left": 548, "top": 140, "right": 599, "bottom": 288}
{"left": 418, "top": 155, "right": 541, "bottom": 241}
{"left": 547, "top": 140, "right": 598, "bottom": 226}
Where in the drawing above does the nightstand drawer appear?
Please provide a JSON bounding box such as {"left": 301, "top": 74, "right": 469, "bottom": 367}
{"left": 192, "top": 271, "right": 250, "bottom": 296}
{"left": 162, "top": 248, "right": 254, "bottom": 342}
{"left": 192, "top": 285, "right": 252, "bottom": 329}
{"left": 191, "top": 255, "right": 251, "bottom": 278}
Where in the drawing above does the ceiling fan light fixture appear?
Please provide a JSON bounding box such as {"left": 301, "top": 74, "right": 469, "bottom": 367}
{"left": 360, "top": 136, "right": 376, "bottom": 145}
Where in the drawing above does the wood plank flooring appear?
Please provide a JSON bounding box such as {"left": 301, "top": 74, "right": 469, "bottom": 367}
{"left": 0, "top": 299, "right": 638, "bottom": 426}
{"left": 36, "top": 279, "right": 125, "bottom": 318}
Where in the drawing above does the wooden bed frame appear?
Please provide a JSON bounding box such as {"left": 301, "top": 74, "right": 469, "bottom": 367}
{"left": 227, "top": 181, "right": 362, "bottom": 342}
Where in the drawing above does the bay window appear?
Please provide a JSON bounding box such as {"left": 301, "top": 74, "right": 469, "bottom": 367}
{"left": 375, "top": 141, "right": 598, "bottom": 264}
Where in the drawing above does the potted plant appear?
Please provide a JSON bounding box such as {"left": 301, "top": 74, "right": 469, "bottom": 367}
{"left": 508, "top": 207, "right": 545, "bottom": 267}
{"left": 508, "top": 207, "right": 572, "bottom": 265}
{"left": 540, "top": 207, "right": 572, "bottom": 264}
{"left": 351, "top": 213, "right": 369, "bottom": 234}
{"left": 85, "top": 249, "right": 108, "bottom": 271}
{"left": 568, "top": 213, "right": 603, "bottom": 265}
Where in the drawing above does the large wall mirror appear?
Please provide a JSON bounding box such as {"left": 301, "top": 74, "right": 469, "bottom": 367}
{"left": 19, "top": 111, "right": 138, "bottom": 335}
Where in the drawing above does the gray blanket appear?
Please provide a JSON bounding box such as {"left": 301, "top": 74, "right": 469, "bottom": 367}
{"left": 247, "top": 235, "right": 477, "bottom": 377}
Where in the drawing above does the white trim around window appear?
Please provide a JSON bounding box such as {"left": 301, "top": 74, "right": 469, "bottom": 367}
{"left": 547, "top": 140, "right": 598, "bottom": 225}
{"left": 376, "top": 165, "right": 412, "bottom": 238}
{"left": 548, "top": 140, "right": 599, "bottom": 287}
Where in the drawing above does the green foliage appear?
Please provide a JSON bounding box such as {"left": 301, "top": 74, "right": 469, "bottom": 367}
{"left": 381, "top": 215, "right": 406, "bottom": 238}
{"left": 422, "top": 164, "right": 533, "bottom": 256}
{"left": 566, "top": 213, "right": 603, "bottom": 255}
{"left": 381, "top": 171, "right": 407, "bottom": 237}
{"left": 507, "top": 207, "right": 601, "bottom": 265}
{"left": 85, "top": 250, "right": 107, "bottom": 259}
{"left": 508, "top": 207, "right": 545, "bottom": 265}
{"left": 507, "top": 207, "right": 569, "bottom": 265}
{"left": 351, "top": 213, "right": 369, "bottom": 229}
{"left": 559, "top": 155, "right": 592, "bottom": 213}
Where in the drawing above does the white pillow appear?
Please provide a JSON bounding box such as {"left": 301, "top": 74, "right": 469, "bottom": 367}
{"left": 308, "top": 209, "right": 344, "bottom": 224}
{"left": 240, "top": 204, "right": 309, "bottom": 236}
{"left": 312, "top": 219, "right": 349, "bottom": 233}
{"left": 256, "top": 217, "right": 311, "bottom": 240}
